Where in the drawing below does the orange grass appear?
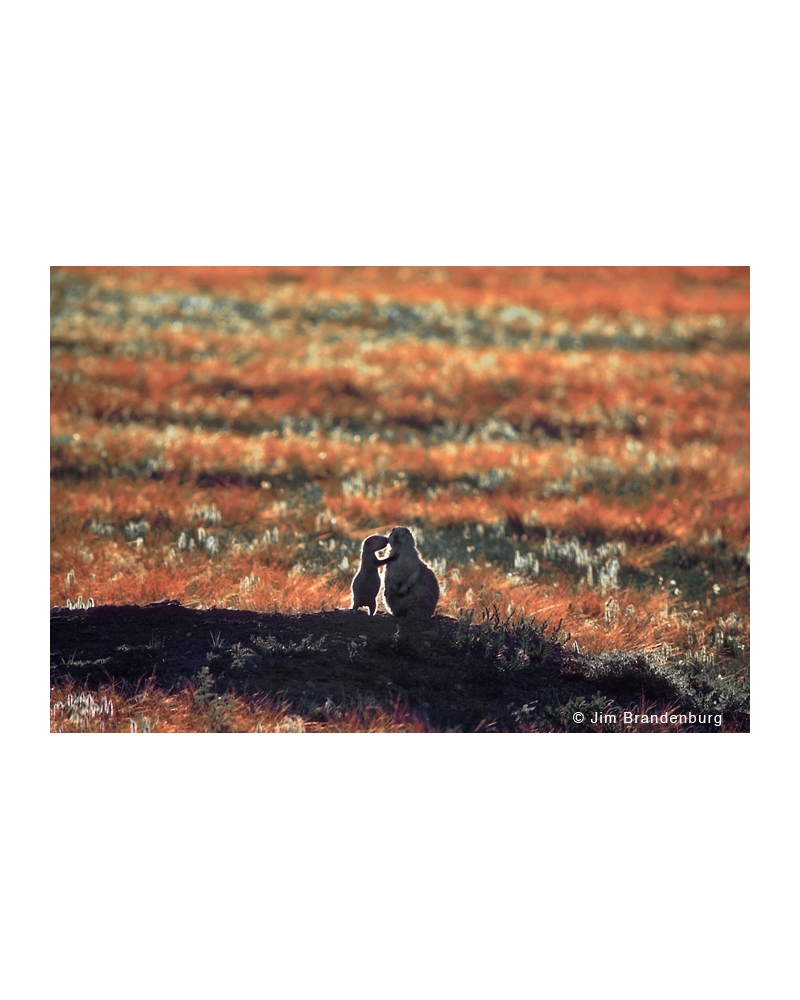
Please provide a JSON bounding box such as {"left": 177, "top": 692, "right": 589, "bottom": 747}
{"left": 51, "top": 341, "right": 749, "bottom": 446}
{"left": 56, "top": 265, "right": 750, "bottom": 318}
{"left": 50, "top": 678, "right": 433, "bottom": 733}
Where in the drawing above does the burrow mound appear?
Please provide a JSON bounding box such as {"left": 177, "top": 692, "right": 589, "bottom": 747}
{"left": 50, "top": 600, "right": 745, "bottom": 732}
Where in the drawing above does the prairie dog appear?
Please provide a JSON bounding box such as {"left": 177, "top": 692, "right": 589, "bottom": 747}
{"left": 382, "top": 526, "right": 440, "bottom": 619}
{"left": 350, "top": 534, "right": 390, "bottom": 616}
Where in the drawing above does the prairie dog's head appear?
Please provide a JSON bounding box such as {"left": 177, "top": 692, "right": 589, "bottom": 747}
{"left": 387, "top": 526, "right": 416, "bottom": 553}
{"left": 361, "top": 534, "right": 389, "bottom": 556}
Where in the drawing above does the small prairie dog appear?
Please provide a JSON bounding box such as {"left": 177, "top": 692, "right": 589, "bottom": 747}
{"left": 382, "top": 526, "right": 440, "bottom": 619}
{"left": 350, "top": 534, "right": 390, "bottom": 616}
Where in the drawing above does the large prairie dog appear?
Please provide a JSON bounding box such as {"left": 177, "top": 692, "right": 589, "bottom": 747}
{"left": 382, "top": 526, "right": 440, "bottom": 619}
{"left": 350, "top": 534, "right": 390, "bottom": 616}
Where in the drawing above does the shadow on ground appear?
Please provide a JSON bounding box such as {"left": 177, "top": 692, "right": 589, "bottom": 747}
{"left": 50, "top": 601, "right": 749, "bottom": 732}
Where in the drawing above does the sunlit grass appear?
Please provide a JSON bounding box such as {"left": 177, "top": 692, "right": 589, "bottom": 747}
{"left": 50, "top": 677, "right": 433, "bottom": 733}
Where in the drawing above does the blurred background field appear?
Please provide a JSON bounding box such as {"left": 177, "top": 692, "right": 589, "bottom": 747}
{"left": 50, "top": 266, "right": 749, "bottom": 731}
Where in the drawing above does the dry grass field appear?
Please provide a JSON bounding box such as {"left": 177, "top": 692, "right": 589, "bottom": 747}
{"left": 50, "top": 266, "right": 749, "bottom": 732}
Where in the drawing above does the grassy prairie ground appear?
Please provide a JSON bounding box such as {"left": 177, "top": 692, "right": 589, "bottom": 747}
{"left": 50, "top": 266, "right": 749, "bottom": 732}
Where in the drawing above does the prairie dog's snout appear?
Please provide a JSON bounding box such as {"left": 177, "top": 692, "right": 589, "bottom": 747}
{"left": 362, "top": 534, "right": 390, "bottom": 560}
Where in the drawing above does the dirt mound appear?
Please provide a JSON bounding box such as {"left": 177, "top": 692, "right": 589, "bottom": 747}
{"left": 50, "top": 600, "right": 746, "bottom": 732}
